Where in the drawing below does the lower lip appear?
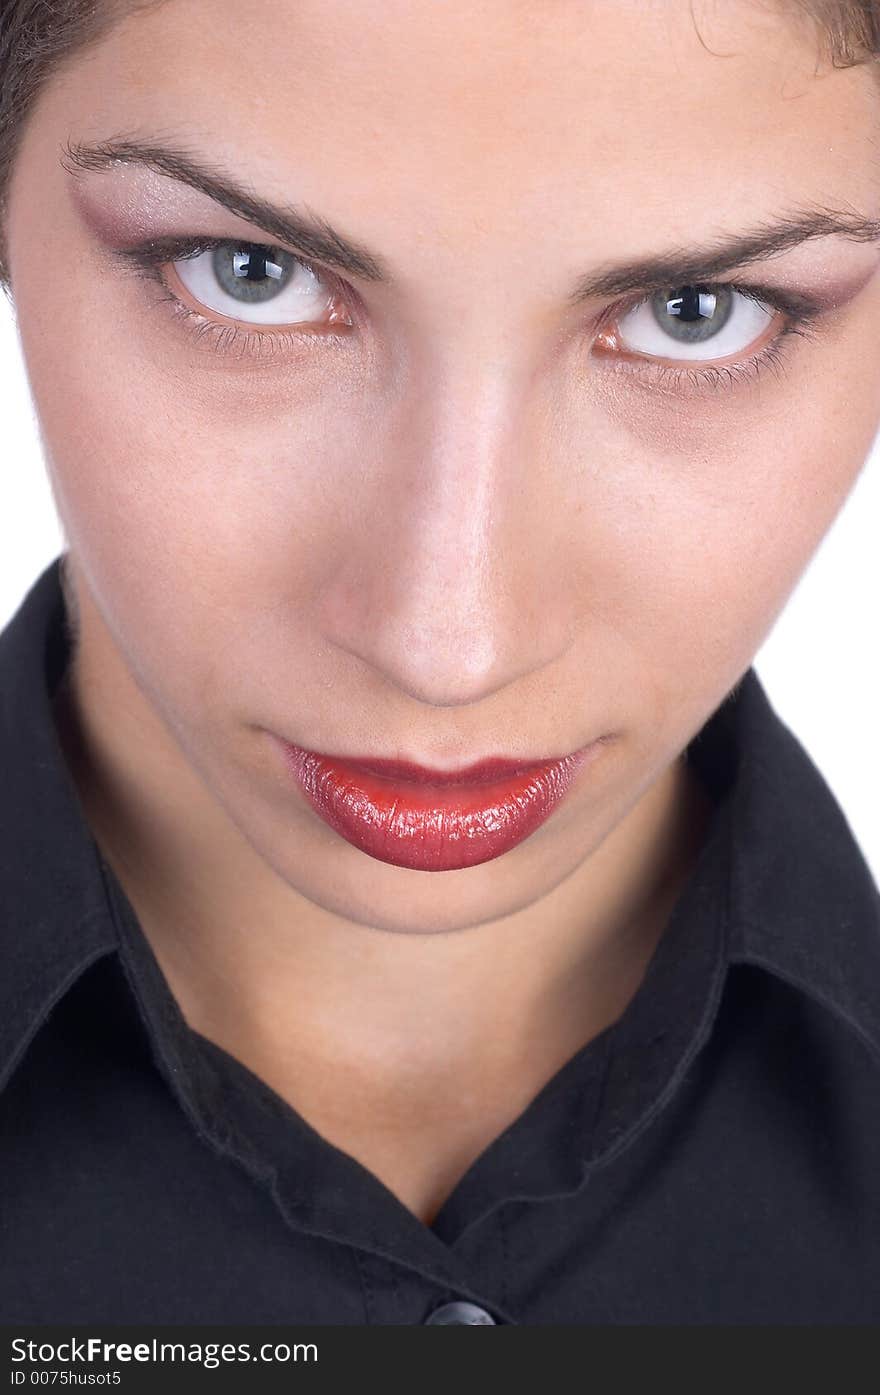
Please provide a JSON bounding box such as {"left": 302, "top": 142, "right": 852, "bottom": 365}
{"left": 276, "top": 741, "right": 604, "bottom": 871}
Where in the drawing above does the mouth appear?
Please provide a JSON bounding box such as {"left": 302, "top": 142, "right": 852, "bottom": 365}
{"left": 274, "top": 740, "right": 607, "bottom": 871}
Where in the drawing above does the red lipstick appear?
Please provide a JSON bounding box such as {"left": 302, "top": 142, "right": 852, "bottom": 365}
{"left": 277, "top": 741, "right": 604, "bottom": 871}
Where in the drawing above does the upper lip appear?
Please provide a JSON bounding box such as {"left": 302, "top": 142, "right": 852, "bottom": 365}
{"left": 283, "top": 745, "right": 586, "bottom": 787}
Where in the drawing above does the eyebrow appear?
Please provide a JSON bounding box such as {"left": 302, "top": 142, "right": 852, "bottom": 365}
{"left": 62, "top": 135, "right": 880, "bottom": 300}
{"left": 62, "top": 135, "right": 390, "bottom": 283}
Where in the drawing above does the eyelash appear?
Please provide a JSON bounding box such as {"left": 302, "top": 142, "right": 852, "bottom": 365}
{"left": 597, "top": 288, "right": 822, "bottom": 396}
{"left": 112, "top": 235, "right": 354, "bottom": 364}
{"left": 111, "top": 234, "right": 826, "bottom": 392}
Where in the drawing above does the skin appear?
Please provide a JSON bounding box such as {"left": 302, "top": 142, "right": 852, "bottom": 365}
{"left": 5, "top": 0, "right": 880, "bottom": 1224}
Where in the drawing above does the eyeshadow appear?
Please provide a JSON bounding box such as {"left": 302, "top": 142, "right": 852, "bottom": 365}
{"left": 758, "top": 241, "right": 880, "bottom": 314}
{"left": 66, "top": 160, "right": 880, "bottom": 324}
{"left": 67, "top": 164, "right": 249, "bottom": 249}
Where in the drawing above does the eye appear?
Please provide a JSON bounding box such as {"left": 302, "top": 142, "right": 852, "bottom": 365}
{"left": 608, "top": 284, "right": 774, "bottom": 363}
{"left": 169, "top": 241, "right": 345, "bottom": 327}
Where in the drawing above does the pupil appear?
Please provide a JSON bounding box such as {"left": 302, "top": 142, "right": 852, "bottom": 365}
{"left": 233, "top": 248, "right": 271, "bottom": 280}
{"left": 213, "top": 243, "right": 293, "bottom": 303}
{"left": 668, "top": 286, "right": 715, "bottom": 321}
{"left": 652, "top": 284, "right": 730, "bottom": 343}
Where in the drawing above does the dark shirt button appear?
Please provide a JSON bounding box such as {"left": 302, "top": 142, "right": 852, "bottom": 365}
{"left": 424, "top": 1301, "right": 497, "bottom": 1325}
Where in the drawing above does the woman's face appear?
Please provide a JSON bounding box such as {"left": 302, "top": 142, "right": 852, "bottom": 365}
{"left": 5, "top": 0, "right": 880, "bottom": 931}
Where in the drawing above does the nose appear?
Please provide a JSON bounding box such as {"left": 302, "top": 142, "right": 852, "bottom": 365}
{"left": 316, "top": 352, "right": 577, "bottom": 708}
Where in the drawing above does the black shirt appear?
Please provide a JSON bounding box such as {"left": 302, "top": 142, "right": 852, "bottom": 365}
{"left": 2, "top": 554, "right": 880, "bottom": 1326}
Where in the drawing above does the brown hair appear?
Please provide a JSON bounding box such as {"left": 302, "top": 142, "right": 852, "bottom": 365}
{"left": 0, "top": 0, "right": 164, "bottom": 290}
{"left": 0, "top": 0, "right": 878, "bottom": 292}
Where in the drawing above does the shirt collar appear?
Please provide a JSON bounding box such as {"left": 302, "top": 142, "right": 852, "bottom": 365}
{"left": 722, "top": 668, "right": 880, "bottom": 1063}
{"left": 2, "top": 554, "right": 879, "bottom": 1211}
{"left": 0, "top": 555, "right": 118, "bottom": 1094}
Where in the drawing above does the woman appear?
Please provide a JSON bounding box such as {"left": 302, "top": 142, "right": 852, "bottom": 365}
{"left": 0, "top": 0, "right": 879, "bottom": 1326}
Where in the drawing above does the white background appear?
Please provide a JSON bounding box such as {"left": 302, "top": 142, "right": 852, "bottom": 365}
{"left": 2, "top": 293, "right": 878, "bottom": 883}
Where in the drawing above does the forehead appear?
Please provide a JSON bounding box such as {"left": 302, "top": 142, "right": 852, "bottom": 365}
{"left": 47, "top": 0, "right": 880, "bottom": 280}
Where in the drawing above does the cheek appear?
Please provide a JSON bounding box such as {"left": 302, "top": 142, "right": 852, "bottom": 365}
{"left": 567, "top": 366, "right": 877, "bottom": 730}
{"left": 629, "top": 450, "right": 862, "bottom": 684}
{"left": 550, "top": 290, "right": 880, "bottom": 717}
{"left": 12, "top": 280, "right": 387, "bottom": 732}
